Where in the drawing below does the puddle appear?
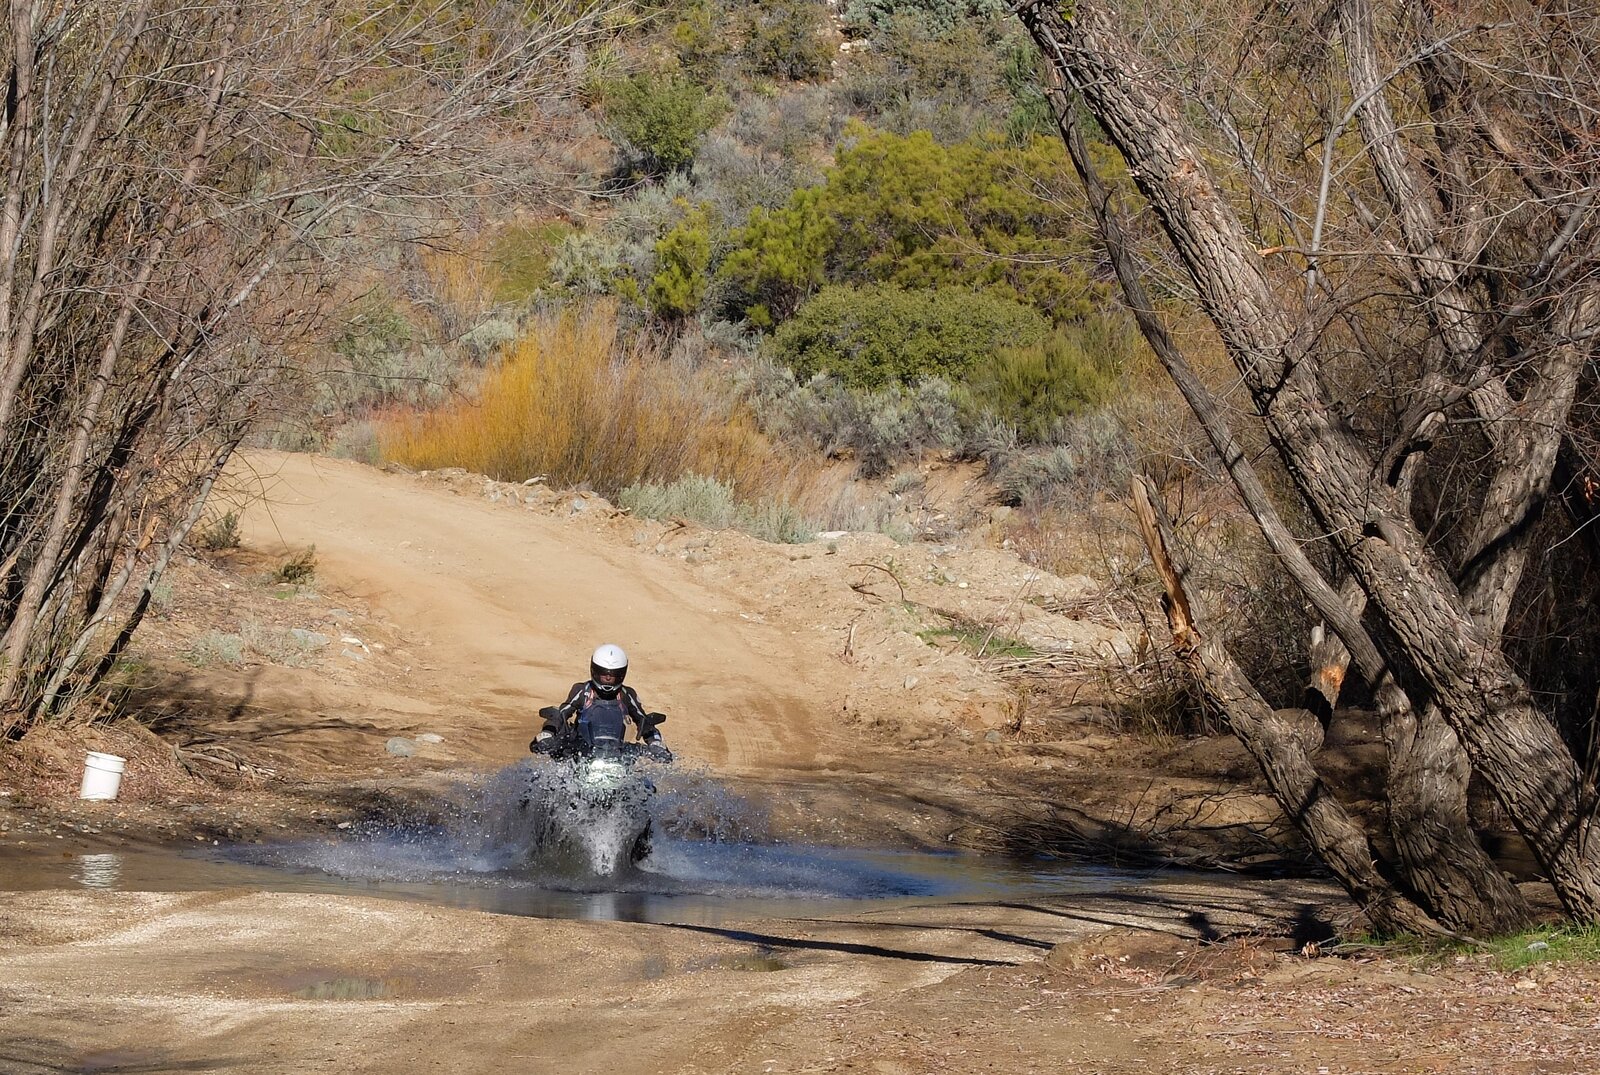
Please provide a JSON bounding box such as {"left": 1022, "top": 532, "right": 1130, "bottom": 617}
{"left": 717, "top": 949, "right": 790, "bottom": 973}
{"left": 291, "top": 976, "right": 403, "bottom": 1000}
{"left": 77, "top": 1048, "right": 165, "bottom": 1073}
{"left": 0, "top": 836, "right": 1134, "bottom": 926}
{"left": 74, "top": 853, "right": 122, "bottom": 889}
{"left": 0, "top": 761, "right": 1144, "bottom": 924}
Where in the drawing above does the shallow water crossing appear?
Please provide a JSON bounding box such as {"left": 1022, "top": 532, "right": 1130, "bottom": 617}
{"left": 1, "top": 761, "right": 1143, "bottom": 923}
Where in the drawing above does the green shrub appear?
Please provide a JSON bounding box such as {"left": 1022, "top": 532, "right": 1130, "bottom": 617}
{"left": 195, "top": 510, "right": 241, "bottom": 551}
{"left": 739, "top": 0, "right": 834, "bottom": 82}
{"left": 670, "top": 0, "right": 729, "bottom": 82}
{"left": 648, "top": 204, "right": 714, "bottom": 320}
{"left": 968, "top": 318, "right": 1128, "bottom": 441}
{"left": 719, "top": 126, "right": 1103, "bottom": 325}
{"left": 716, "top": 187, "right": 832, "bottom": 327}
{"left": 273, "top": 547, "right": 317, "bottom": 585}
{"left": 599, "top": 71, "right": 729, "bottom": 174}
{"left": 768, "top": 282, "right": 1048, "bottom": 389}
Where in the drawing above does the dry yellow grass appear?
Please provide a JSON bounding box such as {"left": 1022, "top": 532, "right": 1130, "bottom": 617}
{"left": 377, "top": 303, "right": 809, "bottom": 499}
{"left": 409, "top": 238, "right": 500, "bottom": 338}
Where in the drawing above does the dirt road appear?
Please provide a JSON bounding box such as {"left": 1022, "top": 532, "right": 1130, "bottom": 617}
{"left": 231, "top": 452, "right": 837, "bottom": 772}
{"left": 3, "top": 452, "right": 1594, "bottom": 1074}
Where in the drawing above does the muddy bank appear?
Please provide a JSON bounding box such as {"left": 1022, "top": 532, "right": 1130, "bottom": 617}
{"left": 3, "top": 875, "right": 1594, "bottom": 1075}
{"left": 0, "top": 876, "right": 1342, "bottom": 1075}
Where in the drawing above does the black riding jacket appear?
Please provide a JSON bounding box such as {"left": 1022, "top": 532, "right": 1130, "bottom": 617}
{"left": 541, "top": 681, "right": 658, "bottom": 751}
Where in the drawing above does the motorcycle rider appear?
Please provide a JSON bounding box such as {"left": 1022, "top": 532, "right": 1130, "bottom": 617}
{"left": 531, "top": 644, "right": 672, "bottom": 761}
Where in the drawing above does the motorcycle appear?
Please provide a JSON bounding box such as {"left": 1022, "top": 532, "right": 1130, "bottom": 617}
{"left": 527, "top": 707, "right": 670, "bottom": 875}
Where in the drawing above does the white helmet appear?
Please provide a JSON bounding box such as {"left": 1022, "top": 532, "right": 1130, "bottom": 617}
{"left": 590, "top": 643, "right": 628, "bottom": 697}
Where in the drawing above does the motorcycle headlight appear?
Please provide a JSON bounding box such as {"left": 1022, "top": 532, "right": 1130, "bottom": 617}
{"left": 582, "top": 759, "right": 625, "bottom": 787}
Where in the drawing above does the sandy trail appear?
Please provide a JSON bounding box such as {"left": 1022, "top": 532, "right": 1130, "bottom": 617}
{"left": 231, "top": 452, "right": 835, "bottom": 773}
{"left": 0, "top": 877, "right": 1339, "bottom": 1075}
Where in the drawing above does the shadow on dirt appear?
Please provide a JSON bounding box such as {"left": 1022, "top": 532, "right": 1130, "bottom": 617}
{"left": 0, "top": 1039, "right": 248, "bottom": 1074}
{"left": 116, "top": 667, "right": 403, "bottom": 784}
{"left": 657, "top": 888, "right": 1342, "bottom": 968}
{"left": 990, "top": 894, "right": 1340, "bottom": 947}
{"left": 990, "top": 797, "right": 1317, "bottom": 877}
{"left": 134, "top": 668, "right": 388, "bottom": 742}
{"left": 660, "top": 922, "right": 1022, "bottom": 967}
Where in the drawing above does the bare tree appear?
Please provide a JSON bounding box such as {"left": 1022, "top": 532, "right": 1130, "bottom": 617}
{"left": 1019, "top": 0, "right": 1600, "bottom": 929}
{"left": 0, "top": 0, "right": 621, "bottom": 733}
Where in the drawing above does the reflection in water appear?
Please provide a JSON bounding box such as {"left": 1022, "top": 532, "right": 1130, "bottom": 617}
{"left": 294, "top": 977, "right": 398, "bottom": 1000}
{"left": 75, "top": 853, "right": 122, "bottom": 889}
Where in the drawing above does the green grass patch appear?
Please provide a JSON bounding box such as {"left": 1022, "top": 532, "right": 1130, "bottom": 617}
{"left": 1484, "top": 925, "right": 1600, "bottom": 970}
{"left": 1346, "top": 923, "right": 1600, "bottom": 971}
{"left": 918, "top": 619, "right": 1037, "bottom": 660}
{"left": 491, "top": 221, "right": 572, "bottom": 302}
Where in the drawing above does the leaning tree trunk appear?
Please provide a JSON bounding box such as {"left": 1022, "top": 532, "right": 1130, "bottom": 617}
{"left": 1037, "top": 72, "right": 1529, "bottom": 934}
{"left": 1019, "top": 0, "right": 1600, "bottom": 920}
{"left": 1131, "top": 477, "right": 1446, "bottom": 936}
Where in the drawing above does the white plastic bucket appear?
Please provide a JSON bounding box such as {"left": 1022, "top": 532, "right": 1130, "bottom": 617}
{"left": 79, "top": 751, "right": 126, "bottom": 801}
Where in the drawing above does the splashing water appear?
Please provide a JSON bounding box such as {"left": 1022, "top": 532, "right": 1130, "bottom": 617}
{"left": 448, "top": 757, "right": 765, "bottom": 877}
{"left": 203, "top": 760, "right": 1134, "bottom": 919}
{"left": 265, "top": 759, "right": 770, "bottom": 891}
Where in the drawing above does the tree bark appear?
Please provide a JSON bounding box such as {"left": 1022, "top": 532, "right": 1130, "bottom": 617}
{"left": 1036, "top": 65, "right": 1530, "bottom": 933}
{"left": 1131, "top": 476, "right": 1446, "bottom": 936}
{"left": 1020, "top": 0, "right": 1600, "bottom": 919}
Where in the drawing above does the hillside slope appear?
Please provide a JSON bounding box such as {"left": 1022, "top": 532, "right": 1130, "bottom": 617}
{"left": 218, "top": 453, "right": 1125, "bottom": 782}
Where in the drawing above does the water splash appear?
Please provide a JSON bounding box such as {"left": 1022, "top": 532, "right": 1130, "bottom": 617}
{"left": 442, "top": 758, "right": 763, "bottom": 877}
{"left": 260, "top": 759, "right": 770, "bottom": 890}
{"left": 212, "top": 760, "right": 1130, "bottom": 916}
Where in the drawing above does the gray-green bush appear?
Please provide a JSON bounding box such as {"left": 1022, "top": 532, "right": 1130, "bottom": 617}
{"left": 988, "top": 412, "right": 1136, "bottom": 508}
{"left": 750, "top": 364, "right": 965, "bottom": 477}
{"left": 769, "top": 283, "right": 1050, "bottom": 389}
{"left": 841, "top": 0, "right": 1006, "bottom": 37}
{"left": 619, "top": 474, "right": 813, "bottom": 543}
{"left": 186, "top": 631, "right": 245, "bottom": 668}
